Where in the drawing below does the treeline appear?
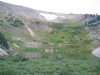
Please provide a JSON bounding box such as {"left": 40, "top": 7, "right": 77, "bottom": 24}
{"left": 5, "top": 17, "right": 24, "bottom": 27}
{"left": 85, "top": 14, "right": 100, "bottom": 26}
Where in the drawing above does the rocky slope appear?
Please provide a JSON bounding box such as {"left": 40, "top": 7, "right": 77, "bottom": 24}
{"left": 0, "top": 1, "right": 85, "bottom": 22}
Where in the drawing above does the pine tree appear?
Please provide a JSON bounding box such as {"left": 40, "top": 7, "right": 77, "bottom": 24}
{"left": 0, "top": 32, "right": 9, "bottom": 49}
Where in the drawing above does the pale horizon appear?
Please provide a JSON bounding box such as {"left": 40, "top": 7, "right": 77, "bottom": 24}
{"left": 0, "top": 0, "right": 100, "bottom": 14}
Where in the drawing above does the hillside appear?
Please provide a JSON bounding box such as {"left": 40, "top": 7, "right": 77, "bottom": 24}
{"left": 0, "top": 1, "right": 100, "bottom": 75}
{"left": 0, "top": 1, "right": 85, "bottom": 22}
{"left": 0, "top": 1, "right": 100, "bottom": 58}
{"left": 0, "top": 2, "right": 100, "bottom": 57}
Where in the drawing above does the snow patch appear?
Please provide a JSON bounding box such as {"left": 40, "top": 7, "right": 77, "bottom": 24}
{"left": 40, "top": 13, "right": 58, "bottom": 20}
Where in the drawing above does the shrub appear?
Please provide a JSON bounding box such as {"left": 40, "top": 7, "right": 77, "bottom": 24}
{"left": 11, "top": 19, "right": 24, "bottom": 27}
{"left": 0, "top": 61, "right": 19, "bottom": 75}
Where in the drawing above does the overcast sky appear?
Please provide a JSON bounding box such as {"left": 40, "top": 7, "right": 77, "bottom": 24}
{"left": 0, "top": 0, "right": 100, "bottom": 14}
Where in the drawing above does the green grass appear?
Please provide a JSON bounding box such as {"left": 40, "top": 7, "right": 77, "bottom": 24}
{"left": 0, "top": 20, "right": 95, "bottom": 60}
{"left": 0, "top": 58, "right": 100, "bottom": 75}
{"left": 0, "top": 21, "right": 8, "bottom": 27}
{"left": 37, "top": 21, "right": 95, "bottom": 60}
{"left": 14, "top": 32, "right": 33, "bottom": 40}
{"left": 66, "top": 21, "right": 83, "bottom": 27}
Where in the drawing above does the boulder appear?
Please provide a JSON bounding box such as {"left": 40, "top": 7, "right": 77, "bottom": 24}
{"left": 0, "top": 48, "right": 8, "bottom": 56}
{"left": 92, "top": 48, "right": 100, "bottom": 58}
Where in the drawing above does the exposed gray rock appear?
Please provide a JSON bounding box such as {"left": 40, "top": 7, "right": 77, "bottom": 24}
{"left": 24, "top": 41, "right": 42, "bottom": 48}
{"left": 13, "top": 43, "right": 20, "bottom": 48}
{"left": 0, "top": 48, "right": 8, "bottom": 56}
{"left": 45, "top": 49, "right": 53, "bottom": 53}
{"left": 88, "top": 31, "right": 100, "bottom": 40}
{"left": 13, "top": 52, "right": 19, "bottom": 56}
{"left": 92, "top": 48, "right": 100, "bottom": 58}
{"left": 9, "top": 48, "right": 13, "bottom": 52}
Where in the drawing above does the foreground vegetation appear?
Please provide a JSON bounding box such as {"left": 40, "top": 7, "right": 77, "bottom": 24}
{"left": 0, "top": 57, "right": 100, "bottom": 75}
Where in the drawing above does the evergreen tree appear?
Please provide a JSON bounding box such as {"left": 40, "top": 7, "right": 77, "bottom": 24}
{"left": 0, "top": 32, "right": 9, "bottom": 49}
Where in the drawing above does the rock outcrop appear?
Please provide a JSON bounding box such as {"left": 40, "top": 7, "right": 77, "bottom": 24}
{"left": 92, "top": 48, "right": 100, "bottom": 58}
{"left": 0, "top": 48, "right": 8, "bottom": 56}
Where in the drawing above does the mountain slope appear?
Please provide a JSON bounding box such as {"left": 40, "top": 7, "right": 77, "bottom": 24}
{"left": 0, "top": 1, "right": 100, "bottom": 59}
{"left": 0, "top": 1, "right": 85, "bottom": 22}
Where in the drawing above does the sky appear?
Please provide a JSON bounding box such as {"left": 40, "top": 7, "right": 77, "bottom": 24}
{"left": 0, "top": 0, "right": 100, "bottom": 14}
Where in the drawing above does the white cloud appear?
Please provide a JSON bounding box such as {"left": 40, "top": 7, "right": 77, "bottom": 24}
{"left": 0, "top": 0, "right": 100, "bottom": 14}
